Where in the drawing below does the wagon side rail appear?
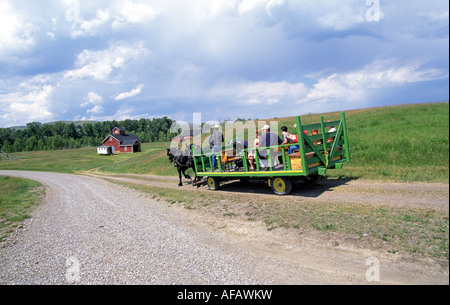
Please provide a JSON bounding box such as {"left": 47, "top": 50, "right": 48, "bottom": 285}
{"left": 295, "top": 112, "right": 351, "bottom": 175}
{"left": 192, "top": 112, "right": 350, "bottom": 176}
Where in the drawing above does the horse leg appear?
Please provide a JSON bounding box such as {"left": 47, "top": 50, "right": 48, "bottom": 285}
{"left": 176, "top": 165, "right": 190, "bottom": 180}
{"left": 178, "top": 168, "right": 183, "bottom": 186}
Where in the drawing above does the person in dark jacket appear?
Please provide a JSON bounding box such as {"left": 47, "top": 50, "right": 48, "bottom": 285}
{"left": 258, "top": 125, "right": 282, "bottom": 168}
{"left": 209, "top": 124, "right": 224, "bottom": 171}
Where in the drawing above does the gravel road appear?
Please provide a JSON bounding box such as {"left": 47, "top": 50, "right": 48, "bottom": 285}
{"left": 0, "top": 170, "right": 339, "bottom": 285}
{"left": 1, "top": 171, "right": 448, "bottom": 285}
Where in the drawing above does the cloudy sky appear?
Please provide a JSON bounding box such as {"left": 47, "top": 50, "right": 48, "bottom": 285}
{"left": 0, "top": 0, "right": 448, "bottom": 127}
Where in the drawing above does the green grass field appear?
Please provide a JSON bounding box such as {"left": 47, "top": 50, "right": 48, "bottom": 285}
{"left": 1, "top": 102, "right": 448, "bottom": 183}
{"left": 338, "top": 102, "right": 449, "bottom": 182}
{"left": 0, "top": 176, "right": 45, "bottom": 242}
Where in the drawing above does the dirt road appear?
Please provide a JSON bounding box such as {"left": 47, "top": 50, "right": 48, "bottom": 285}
{"left": 1, "top": 170, "right": 448, "bottom": 285}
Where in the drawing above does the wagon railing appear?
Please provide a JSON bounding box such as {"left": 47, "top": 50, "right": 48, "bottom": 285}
{"left": 192, "top": 112, "right": 350, "bottom": 178}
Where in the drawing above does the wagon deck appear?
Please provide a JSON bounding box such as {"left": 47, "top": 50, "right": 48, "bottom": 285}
{"left": 192, "top": 112, "right": 350, "bottom": 195}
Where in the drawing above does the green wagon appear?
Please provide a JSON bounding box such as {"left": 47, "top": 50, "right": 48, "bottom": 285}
{"left": 192, "top": 112, "right": 351, "bottom": 196}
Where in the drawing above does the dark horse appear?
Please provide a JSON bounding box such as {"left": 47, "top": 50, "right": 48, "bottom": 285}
{"left": 167, "top": 146, "right": 196, "bottom": 187}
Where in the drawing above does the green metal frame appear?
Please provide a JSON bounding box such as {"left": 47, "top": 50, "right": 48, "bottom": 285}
{"left": 192, "top": 112, "right": 350, "bottom": 180}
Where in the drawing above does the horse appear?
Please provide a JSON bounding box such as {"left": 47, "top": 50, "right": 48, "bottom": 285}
{"left": 167, "top": 146, "right": 196, "bottom": 187}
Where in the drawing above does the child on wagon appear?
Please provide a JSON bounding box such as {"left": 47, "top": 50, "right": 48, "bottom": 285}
{"left": 280, "top": 126, "right": 303, "bottom": 155}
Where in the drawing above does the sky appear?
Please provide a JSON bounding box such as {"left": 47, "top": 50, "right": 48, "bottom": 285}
{"left": 0, "top": 0, "right": 448, "bottom": 127}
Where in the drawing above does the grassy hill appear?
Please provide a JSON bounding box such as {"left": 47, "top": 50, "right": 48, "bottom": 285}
{"left": 0, "top": 102, "right": 448, "bottom": 183}
{"left": 5, "top": 120, "right": 99, "bottom": 130}
{"left": 304, "top": 102, "right": 449, "bottom": 182}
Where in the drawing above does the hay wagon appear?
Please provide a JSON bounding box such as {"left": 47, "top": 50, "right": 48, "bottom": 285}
{"left": 192, "top": 112, "right": 351, "bottom": 196}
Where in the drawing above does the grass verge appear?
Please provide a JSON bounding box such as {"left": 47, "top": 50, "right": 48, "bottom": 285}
{"left": 109, "top": 180, "right": 449, "bottom": 259}
{"left": 0, "top": 176, "right": 45, "bottom": 242}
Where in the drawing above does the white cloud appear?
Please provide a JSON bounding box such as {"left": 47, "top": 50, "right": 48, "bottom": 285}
{"left": 300, "top": 59, "right": 449, "bottom": 105}
{"left": 237, "top": 0, "right": 284, "bottom": 16}
{"left": 47, "top": 32, "right": 55, "bottom": 39}
{"left": 211, "top": 80, "right": 308, "bottom": 105}
{"left": 112, "top": 1, "right": 158, "bottom": 28}
{"left": 0, "top": 0, "right": 448, "bottom": 127}
{"left": 71, "top": 9, "right": 111, "bottom": 38}
{"left": 81, "top": 92, "right": 104, "bottom": 115}
{"left": 86, "top": 105, "right": 104, "bottom": 114}
{"left": 209, "top": 0, "right": 240, "bottom": 17}
{"left": 115, "top": 84, "right": 144, "bottom": 101}
{"left": 64, "top": 42, "right": 149, "bottom": 81}
{"left": 0, "top": 1, "right": 38, "bottom": 56}
{"left": 82, "top": 92, "right": 103, "bottom": 107}
{"left": 80, "top": 108, "right": 150, "bottom": 123}
{"left": 0, "top": 85, "right": 54, "bottom": 126}
{"left": 348, "top": 59, "right": 448, "bottom": 87}
{"left": 66, "top": 1, "right": 158, "bottom": 36}
{"left": 238, "top": 0, "right": 266, "bottom": 15}
{"left": 301, "top": 74, "right": 365, "bottom": 105}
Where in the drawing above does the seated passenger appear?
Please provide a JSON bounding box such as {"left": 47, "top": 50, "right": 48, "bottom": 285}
{"left": 230, "top": 139, "right": 249, "bottom": 155}
{"left": 327, "top": 121, "right": 336, "bottom": 143}
{"left": 280, "top": 126, "right": 302, "bottom": 155}
{"left": 258, "top": 125, "right": 283, "bottom": 168}
{"left": 247, "top": 130, "right": 260, "bottom": 171}
{"left": 280, "top": 126, "right": 292, "bottom": 145}
{"left": 311, "top": 129, "right": 322, "bottom": 145}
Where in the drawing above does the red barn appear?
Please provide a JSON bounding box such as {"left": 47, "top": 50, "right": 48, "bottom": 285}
{"left": 101, "top": 127, "right": 141, "bottom": 153}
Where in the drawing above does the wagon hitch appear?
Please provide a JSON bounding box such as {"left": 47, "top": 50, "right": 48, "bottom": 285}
{"left": 193, "top": 178, "right": 208, "bottom": 188}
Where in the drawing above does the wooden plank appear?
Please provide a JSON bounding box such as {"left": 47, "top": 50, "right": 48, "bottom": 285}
{"left": 290, "top": 157, "right": 302, "bottom": 170}
{"left": 302, "top": 123, "right": 322, "bottom": 130}
{"left": 341, "top": 112, "right": 351, "bottom": 162}
{"left": 302, "top": 135, "right": 327, "bottom": 165}
{"left": 296, "top": 116, "right": 309, "bottom": 175}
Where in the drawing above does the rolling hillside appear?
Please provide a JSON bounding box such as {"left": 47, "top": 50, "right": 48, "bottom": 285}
{"left": 1, "top": 102, "right": 448, "bottom": 183}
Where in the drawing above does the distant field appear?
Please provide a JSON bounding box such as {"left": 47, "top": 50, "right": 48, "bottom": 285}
{"left": 0, "top": 102, "right": 448, "bottom": 183}
{"left": 0, "top": 142, "right": 175, "bottom": 176}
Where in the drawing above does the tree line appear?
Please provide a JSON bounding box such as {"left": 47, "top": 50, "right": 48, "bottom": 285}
{"left": 0, "top": 117, "right": 177, "bottom": 153}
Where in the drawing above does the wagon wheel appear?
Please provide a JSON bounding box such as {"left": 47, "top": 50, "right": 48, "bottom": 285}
{"left": 270, "top": 177, "right": 293, "bottom": 196}
{"left": 303, "top": 174, "right": 321, "bottom": 187}
{"left": 207, "top": 177, "right": 221, "bottom": 191}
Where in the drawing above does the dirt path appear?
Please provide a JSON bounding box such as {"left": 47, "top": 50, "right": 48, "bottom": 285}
{"left": 1, "top": 170, "right": 448, "bottom": 284}
{"left": 83, "top": 171, "right": 449, "bottom": 285}
{"left": 85, "top": 170, "right": 449, "bottom": 210}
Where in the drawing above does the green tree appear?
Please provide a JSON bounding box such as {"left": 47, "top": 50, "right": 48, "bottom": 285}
{"left": 83, "top": 123, "right": 94, "bottom": 137}
{"left": 37, "top": 139, "right": 46, "bottom": 151}
{"left": 25, "top": 122, "right": 42, "bottom": 138}
{"left": 53, "top": 122, "right": 66, "bottom": 137}
{"left": 25, "top": 136, "right": 38, "bottom": 151}
{"left": 13, "top": 139, "right": 23, "bottom": 152}
{"left": 1, "top": 140, "right": 12, "bottom": 153}
{"left": 63, "top": 123, "right": 78, "bottom": 139}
